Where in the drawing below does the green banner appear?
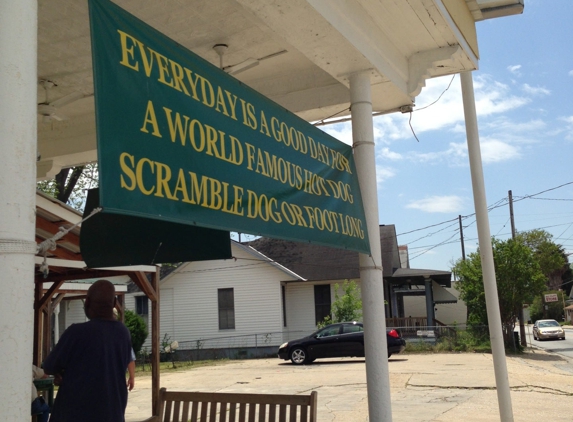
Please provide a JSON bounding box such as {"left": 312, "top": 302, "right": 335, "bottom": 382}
{"left": 88, "top": 0, "right": 370, "bottom": 254}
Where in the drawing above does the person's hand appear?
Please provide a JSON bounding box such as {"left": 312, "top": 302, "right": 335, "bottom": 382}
{"left": 53, "top": 373, "right": 63, "bottom": 386}
{"left": 127, "top": 376, "right": 134, "bottom": 391}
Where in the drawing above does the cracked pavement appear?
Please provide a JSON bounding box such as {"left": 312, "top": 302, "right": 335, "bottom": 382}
{"left": 125, "top": 350, "right": 573, "bottom": 421}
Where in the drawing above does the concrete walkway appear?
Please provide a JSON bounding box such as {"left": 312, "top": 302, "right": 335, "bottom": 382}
{"left": 125, "top": 350, "right": 573, "bottom": 421}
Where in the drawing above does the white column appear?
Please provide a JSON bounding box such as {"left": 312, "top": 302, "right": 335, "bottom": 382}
{"left": 54, "top": 304, "right": 61, "bottom": 342}
{"left": 350, "top": 70, "right": 392, "bottom": 422}
{"left": 460, "top": 71, "right": 514, "bottom": 422}
{"left": 0, "top": 1, "right": 38, "bottom": 420}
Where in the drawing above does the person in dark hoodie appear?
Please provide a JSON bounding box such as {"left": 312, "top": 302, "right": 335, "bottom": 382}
{"left": 44, "top": 279, "right": 133, "bottom": 422}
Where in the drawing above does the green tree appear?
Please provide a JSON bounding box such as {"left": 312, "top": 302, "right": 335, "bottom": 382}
{"left": 124, "top": 309, "right": 148, "bottom": 355}
{"left": 37, "top": 163, "right": 98, "bottom": 211}
{"left": 317, "top": 280, "right": 362, "bottom": 328}
{"left": 529, "top": 290, "right": 568, "bottom": 322}
{"left": 453, "top": 237, "right": 546, "bottom": 346}
{"left": 515, "top": 229, "right": 567, "bottom": 290}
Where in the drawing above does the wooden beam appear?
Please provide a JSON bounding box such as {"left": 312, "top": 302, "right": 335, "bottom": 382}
{"left": 61, "top": 295, "right": 87, "bottom": 301}
{"left": 36, "top": 217, "right": 80, "bottom": 245}
{"left": 52, "top": 293, "right": 66, "bottom": 309}
{"left": 38, "top": 280, "right": 66, "bottom": 312}
{"left": 35, "top": 236, "right": 81, "bottom": 261}
{"left": 116, "top": 294, "right": 125, "bottom": 322}
{"left": 42, "top": 305, "right": 52, "bottom": 362}
{"left": 33, "top": 281, "right": 43, "bottom": 366}
{"left": 129, "top": 271, "right": 157, "bottom": 302}
{"left": 35, "top": 269, "right": 128, "bottom": 283}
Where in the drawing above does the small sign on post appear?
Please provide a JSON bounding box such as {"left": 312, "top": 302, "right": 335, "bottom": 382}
{"left": 544, "top": 293, "right": 558, "bottom": 303}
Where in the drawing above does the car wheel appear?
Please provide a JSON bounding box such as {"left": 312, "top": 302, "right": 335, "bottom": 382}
{"left": 290, "top": 347, "right": 308, "bottom": 365}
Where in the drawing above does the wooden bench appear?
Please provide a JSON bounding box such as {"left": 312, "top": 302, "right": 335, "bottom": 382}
{"left": 142, "top": 388, "right": 317, "bottom": 422}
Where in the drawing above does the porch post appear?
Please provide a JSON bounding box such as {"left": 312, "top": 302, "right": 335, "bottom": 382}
{"left": 0, "top": 0, "right": 38, "bottom": 419}
{"left": 350, "top": 70, "right": 392, "bottom": 421}
{"left": 460, "top": 71, "right": 514, "bottom": 421}
{"left": 151, "top": 268, "right": 161, "bottom": 416}
{"left": 424, "top": 278, "right": 435, "bottom": 328}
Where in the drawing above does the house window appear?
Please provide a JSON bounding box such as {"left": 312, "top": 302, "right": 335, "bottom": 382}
{"left": 314, "top": 285, "right": 331, "bottom": 325}
{"left": 135, "top": 296, "right": 148, "bottom": 316}
{"left": 135, "top": 296, "right": 149, "bottom": 328}
{"left": 218, "top": 288, "right": 235, "bottom": 330}
{"left": 281, "top": 285, "right": 287, "bottom": 327}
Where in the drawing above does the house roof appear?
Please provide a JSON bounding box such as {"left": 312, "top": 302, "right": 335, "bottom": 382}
{"left": 247, "top": 225, "right": 451, "bottom": 286}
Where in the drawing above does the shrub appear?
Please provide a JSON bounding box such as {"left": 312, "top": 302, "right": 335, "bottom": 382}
{"left": 124, "top": 309, "right": 148, "bottom": 355}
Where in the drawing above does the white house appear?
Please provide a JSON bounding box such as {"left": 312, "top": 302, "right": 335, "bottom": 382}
{"left": 125, "top": 241, "right": 305, "bottom": 359}
{"left": 122, "top": 225, "right": 459, "bottom": 358}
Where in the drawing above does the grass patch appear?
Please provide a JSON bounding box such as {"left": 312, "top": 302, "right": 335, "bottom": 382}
{"left": 404, "top": 330, "right": 492, "bottom": 354}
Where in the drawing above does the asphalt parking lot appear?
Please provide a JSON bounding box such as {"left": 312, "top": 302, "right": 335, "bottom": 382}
{"left": 126, "top": 350, "right": 573, "bottom": 421}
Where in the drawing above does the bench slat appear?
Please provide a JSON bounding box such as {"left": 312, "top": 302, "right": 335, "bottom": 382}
{"left": 300, "top": 405, "right": 307, "bottom": 422}
{"left": 163, "top": 401, "right": 173, "bottom": 422}
{"left": 209, "top": 401, "right": 218, "bottom": 422}
{"left": 219, "top": 402, "right": 228, "bottom": 422}
{"left": 172, "top": 401, "right": 181, "bottom": 422}
{"left": 229, "top": 402, "right": 237, "bottom": 421}
{"left": 248, "top": 402, "right": 256, "bottom": 421}
{"left": 278, "top": 404, "right": 287, "bottom": 422}
{"left": 200, "top": 401, "right": 208, "bottom": 421}
{"left": 258, "top": 403, "right": 267, "bottom": 422}
{"left": 239, "top": 402, "right": 247, "bottom": 422}
{"left": 190, "top": 401, "right": 199, "bottom": 421}
{"left": 181, "top": 402, "right": 190, "bottom": 422}
{"left": 289, "top": 404, "right": 297, "bottom": 422}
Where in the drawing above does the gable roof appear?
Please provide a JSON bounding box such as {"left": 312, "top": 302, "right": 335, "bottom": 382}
{"left": 247, "top": 225, "right": 451, "bottom": 286}
{"left": 158, "top": 240, "right": 305, "bottom": 286}
{"left": 246, "top": 225, "right": 450, "bottom": 286}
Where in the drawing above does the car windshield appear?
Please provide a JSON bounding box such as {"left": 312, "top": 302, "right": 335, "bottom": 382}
{"left": 538, "top": 320, "right": 560, "bottom": 328}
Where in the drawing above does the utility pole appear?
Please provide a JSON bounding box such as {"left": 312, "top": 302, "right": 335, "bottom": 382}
{"left": 459, "top": 215, "right": 466, "bottom": 260}
{"left": 509, "top": 190, "right": 527, "bottom": 347}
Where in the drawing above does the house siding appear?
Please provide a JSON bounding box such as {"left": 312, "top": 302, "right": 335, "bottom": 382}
{"left": 403, "top": 283, "right": 467, "bottom": 325}
{"left": 284, "top": 281, "right": 341, "bottom": 340}
{"left": 128, "top": 243, "right": 296, "bottom": 353}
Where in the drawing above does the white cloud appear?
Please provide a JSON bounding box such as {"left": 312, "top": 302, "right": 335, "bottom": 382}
{"left": 473, "top": 78, "right": 530, "bottom": 116}
{"left": 372, "top": 75, "right": 531, "bottom": 142}
{"left": 561, "top": 115, "right": 573, "bottom": 141}
{"left": 376, "top": 164, "right": 396, "bottom": 188}
{"left": 406, "top": 195, "right": 465, "bottom": 213}
{"left": 378, "top": 147, "right": 402, "bottom": 161}
{"left": 321, "top": 123, "right": 353, "bottom": 146}
{"left": 569, "top": 70, "right": 573, "bottom": 77}
{"left": 522, "top": 83, "right": 550, "bottom": 96}
{"left": 479, "top": 139, "right": 521, "bottom": 163}
{"left": 508, "top": 65, "right": 522, "bottom": 75}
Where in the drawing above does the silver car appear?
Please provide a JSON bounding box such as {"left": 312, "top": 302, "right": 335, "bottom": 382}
{"left": 533, "top": 319, "right": 565, "bottom": 340}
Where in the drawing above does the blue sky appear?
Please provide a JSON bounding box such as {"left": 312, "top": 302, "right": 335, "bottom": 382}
{"left": 321, "top": 0, "right": 573, "bottom": 273}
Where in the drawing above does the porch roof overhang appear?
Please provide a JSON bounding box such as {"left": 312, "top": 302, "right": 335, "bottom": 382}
{"left": 36, "top": 0, "right": 523, "bottom": 180}
{"left": 390, "top": 267, "right": 452, "bottom": 288}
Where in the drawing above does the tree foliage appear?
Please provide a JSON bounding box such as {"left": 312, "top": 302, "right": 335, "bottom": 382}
{"left": 37, "top": 163, "right": 98, "bottom": 211}
{"left": 124, "top": 309, "right": 148, "bottom": 355}
{"left": 332, "top": 280, "right": 363, "bottom": 323}
{"left": 515, "top": 229, "right": 567, "bottom": 290}
{"left": 453, "top": 237, "right": 546, "bottom": 345}
{"left": 316, "top": 280, "right": 363, "bottom": 329}
{"left": 528, "top": 290, "right": 568, "bottom": 322}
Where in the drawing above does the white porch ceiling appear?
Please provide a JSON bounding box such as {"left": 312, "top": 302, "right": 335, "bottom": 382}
{"left": 36, "top": 0, "right": 522, "bottom": 179}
